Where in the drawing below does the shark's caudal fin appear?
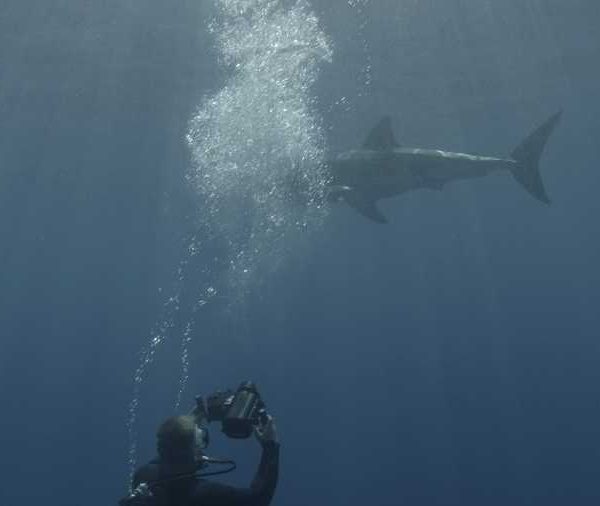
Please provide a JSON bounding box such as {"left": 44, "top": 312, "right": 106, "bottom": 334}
{"left": 510, "top": 111, "right": 562, "bottom": 204}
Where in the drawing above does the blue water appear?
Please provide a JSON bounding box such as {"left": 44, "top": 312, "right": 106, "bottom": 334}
{"left": 1, "top": 1, "right": 600, "bottom": 505}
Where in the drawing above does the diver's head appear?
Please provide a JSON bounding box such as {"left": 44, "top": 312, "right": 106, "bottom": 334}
{"left": 157, "top": 415, "right": 207, "bottom": 473}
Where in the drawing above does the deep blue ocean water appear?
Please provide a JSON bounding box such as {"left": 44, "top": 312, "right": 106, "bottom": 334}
{"left": 1, "top": 1, "right": 600, "bottom": 505}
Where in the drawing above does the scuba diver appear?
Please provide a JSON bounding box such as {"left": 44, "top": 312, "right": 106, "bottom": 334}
{"left": 120, "top": 381, "right": 279, "bottom": 506}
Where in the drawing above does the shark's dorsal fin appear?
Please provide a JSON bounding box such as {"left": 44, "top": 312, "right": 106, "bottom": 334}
{"left": 362, "top": 116, "right": 399, "bottom": 150}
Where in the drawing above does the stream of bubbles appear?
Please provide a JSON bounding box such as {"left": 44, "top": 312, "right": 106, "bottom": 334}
{"left": 127, "top": 0, "right": 332, "bottom": 486}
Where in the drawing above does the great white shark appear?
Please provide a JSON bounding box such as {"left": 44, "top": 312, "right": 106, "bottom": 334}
{"left": 326, "top": 112, "right": 562, "bottom": 223}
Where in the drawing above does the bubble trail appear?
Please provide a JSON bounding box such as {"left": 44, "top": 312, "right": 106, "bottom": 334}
{"left": 126, "top": 0, "right": 332, "bottom": 488}
{"left": 186, "top": 0, "right": 333, "bottom": 301}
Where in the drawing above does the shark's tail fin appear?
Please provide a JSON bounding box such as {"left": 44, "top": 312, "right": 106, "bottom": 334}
{"left": 509, "top": 111, "right": 562, "bottom": 204}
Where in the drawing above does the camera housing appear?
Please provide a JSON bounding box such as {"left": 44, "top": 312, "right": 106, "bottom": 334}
{"left": 196, "top": 381, "right": 266, "bottom": 439}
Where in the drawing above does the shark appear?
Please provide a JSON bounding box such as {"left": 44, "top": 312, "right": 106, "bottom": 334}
{"left": 326, "top": 112, "right": 562, "bottom": 223}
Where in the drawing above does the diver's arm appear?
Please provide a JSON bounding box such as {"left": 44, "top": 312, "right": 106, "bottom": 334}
{"left": 193, "top": 417, "right": 280, "bottom": 506}
{"left": 249, "top": 438, "right": 280, "bottom": 504}
{"left": 194, "top": 441, "right": 279, "bottom": 506}
{"left": 249, "top": 414, "right": 279, "bottom": 503}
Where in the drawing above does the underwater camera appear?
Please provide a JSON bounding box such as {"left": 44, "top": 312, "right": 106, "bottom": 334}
{"left": 195, "top": 381, "right": 268, "bottom": 439}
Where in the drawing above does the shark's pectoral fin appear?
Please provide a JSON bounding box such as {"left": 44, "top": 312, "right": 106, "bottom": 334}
{"left": 344, "top": 192, "right": 388, "bottom": 224}
{"left": 362, "top": 116, "right": 400, "bottom": 150}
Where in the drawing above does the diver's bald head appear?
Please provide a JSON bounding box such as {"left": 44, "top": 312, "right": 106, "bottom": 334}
{"left": 157, "top": 415, "right": 197, "bottom": 464}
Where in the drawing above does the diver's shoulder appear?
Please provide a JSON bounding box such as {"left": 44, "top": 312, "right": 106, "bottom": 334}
{"left": 133, "top": 460, "right": 160, "bottom": 485}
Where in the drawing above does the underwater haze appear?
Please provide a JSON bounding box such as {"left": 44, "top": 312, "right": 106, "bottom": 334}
{"left": 1, "top": 1, "right": 600, "bottom": 505}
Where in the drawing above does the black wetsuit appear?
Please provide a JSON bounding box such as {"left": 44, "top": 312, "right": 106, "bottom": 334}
{"left": 131, "top": 441, "right": 279, "bottom": 506}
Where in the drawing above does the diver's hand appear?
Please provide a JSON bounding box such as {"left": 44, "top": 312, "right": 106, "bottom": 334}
{"left": 254, "top": 415, "right": 278, "bottom": 446}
